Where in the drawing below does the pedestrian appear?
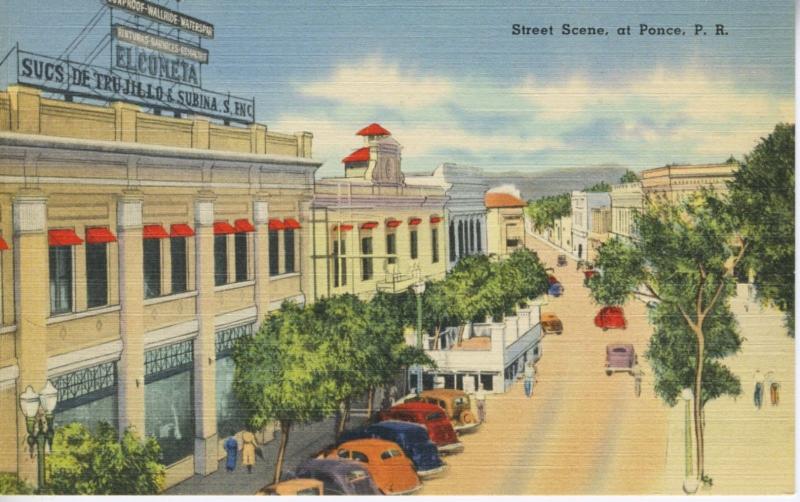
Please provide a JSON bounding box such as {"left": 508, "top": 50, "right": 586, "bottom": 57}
{"left": 523, "top": 362, "right": 536, "bottom": 398}
{"left": 475, "top": 383, "right": 487, "bottom": 423}
{"left": 753, "top": 369, "right": 764, "bottom": 409}
{"left": 242, "top": 428, "right": 258, "bottom": 473}
{"left": 223, "top": 434, "right": 238, "bottom": 472}
{"left": 766, "top": 371, "right": 780, "bottom": 406}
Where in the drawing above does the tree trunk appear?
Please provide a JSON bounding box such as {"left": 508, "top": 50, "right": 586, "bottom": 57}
{"left": 433, "top": 324, "right": 441, "bottom": 349}
{"left": 336, "top": 397, "right": 351, "bottom": 439}
{"left": 693, "top": 334, "right": 706, "bottom": 481}
{"left": 366, "top": 387, "right": 375, "bottom": 422}
{"left": 273, "top": 420, "right": 292, "bottom": 485}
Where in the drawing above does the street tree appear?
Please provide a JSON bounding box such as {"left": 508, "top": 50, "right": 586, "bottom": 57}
{"left": 525, "top": 193, "right": 571, "bottom": 232}
{"left": 585, "top": 180, "right": 612, "bottom": 192}
{"left": 587, "top": 192, "right": 746, "bottom": 485}
{"left": 233, "top": 301, "right": 337, "bottom": 484}
{"left": 728, "top": 123, "right": 795, "bottom": 335}
{"left": 505, "top": 248, "right": 550, "bottom": 304}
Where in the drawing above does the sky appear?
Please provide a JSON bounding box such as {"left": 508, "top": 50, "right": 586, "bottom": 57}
{"left": 0, "top": 0, "right": 794, "bottom": 177}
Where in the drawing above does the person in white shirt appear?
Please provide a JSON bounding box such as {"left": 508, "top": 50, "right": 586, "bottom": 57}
{"left": 524, "top": 362, "right": 536, "bottom": 398}
{"left": 475, "top": 383, "right": 487, "bottom": 422}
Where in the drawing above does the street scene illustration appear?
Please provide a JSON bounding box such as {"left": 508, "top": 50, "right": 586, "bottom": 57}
{"left": 0, "top": 0, "right": 794, "bottom": 497}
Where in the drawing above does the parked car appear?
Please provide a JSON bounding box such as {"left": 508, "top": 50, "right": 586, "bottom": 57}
{"left": 547, "top": 274, "right": 559, "bottom": 285}
{"left": 557, "top": 254, "right": 568, "bottom": 267}
{"left": 541, "top": 312, "right": 563, "bottom": 335}
{"left": 323, "top": 439, "right": 422, "bottom": 495}
{"left": 583, "top": 268, "right": 598, "bottom": 285}
{"left": 405, "top": 389, "right": 480, "bottom": 433}
{"left": 594, "top": 306, "right": 627, "bottom": 330}
{"left": 339, "top": 420, "right": 447, "bottom": 477}
{"left": 605, "top": 344, "right": 637, "bottom": 376}
{"left": 257, "top": 478, "right": 324, "bottom": 496}
{"left": 378, "top": 402, "right": 463, "bottom": 454}
{"left": 294, "top": 458, "right": 381, "bottom": 495}
{"left": 548, "top": 281, "right": 564, "bottom": 297}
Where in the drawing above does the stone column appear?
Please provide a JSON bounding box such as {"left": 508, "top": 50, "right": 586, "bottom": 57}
{"left": 252, "top": 197, "right": 269, "bottom": 324}
{"left": 13, "top": 190, "right": 48, "bottom": 485}
{"left": 193, "top": 191, "right": 218, "bottom": 475}
{"left": 117, "top": 190, "right": 146, "bottom": 436}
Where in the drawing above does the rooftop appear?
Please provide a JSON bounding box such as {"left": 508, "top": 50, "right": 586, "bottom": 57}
{"left": 485, "top": 192, "right": 526, "bottom": 208}
{"left": 342, "top": 147, "right": 370, "bottom": 163}
{"left": 356, "top": 123, "right": 391, "bottom": 136}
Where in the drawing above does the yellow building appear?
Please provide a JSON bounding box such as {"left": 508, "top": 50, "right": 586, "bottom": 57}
{"left": 0, "top": 85, "right": 319, "bottom": 487}
{"left": 307, "top": 124, "right": 447, "bottom": 300}
{"left": 610, "top": 181, "right": 643, "bottom": 242}
{"left": 485, "top": 191, "right": 526, "bottom": 257}
{"left": 640, "top": 160, "right": 739, "bottom": 201}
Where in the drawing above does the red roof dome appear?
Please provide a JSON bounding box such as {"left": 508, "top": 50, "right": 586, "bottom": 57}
{"left": 356, "top": 123, "right": 391, "bottom": 136}
{"left": 342, "top": 147, "right": 370, "bottom": 163}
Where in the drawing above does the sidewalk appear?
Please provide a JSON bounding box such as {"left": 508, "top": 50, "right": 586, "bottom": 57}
{"left": 165, "top": 417, "right": 338, "bottom": 495}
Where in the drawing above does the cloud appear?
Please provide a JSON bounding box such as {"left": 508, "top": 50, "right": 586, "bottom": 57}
{"left": 274, "top": 55, "right": 793, "bottom": 175}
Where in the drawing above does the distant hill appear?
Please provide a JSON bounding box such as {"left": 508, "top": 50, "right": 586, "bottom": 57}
{"left": 483, "top": 164, "right": 630, "bottom": 201}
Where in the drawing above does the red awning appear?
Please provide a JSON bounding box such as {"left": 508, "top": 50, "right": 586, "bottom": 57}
{"left": 143, "top": 224, "right": 169, "bottom": 239}
{"left": 234, "top": 219, "right": 255, "bottom": 233}
{"left": 342, "top": 147, "right": 370, "bottom": 164}
{"left": 356, "top": 123, "right": 391, "bottom": 136}
{"left": 284, "top": 218, "right": 301, "bottom": 230}
{"left": 170, "top": 223, "right": 195, "bottom": 237}
{"left": 430, "top": 216, "right": 443, "bottom": 224}
{"left": 214, "top": 221, "right": 236, "bottom": 235}
{"left": 49, "top": 229, "right": 84, "bottom": 246}
{"left": 86, "top": 227, "right": 117, "bottom": 244}
{"left": 0, "top": 236, "right": 8, "bottom": 251}
{"left": 333, "top": 224, "right": 353, "bottom": 232}
{"left": 386, "top": 219, "right": 402, "bottom": 228}
{"left": 408, "top": 218, "right": 422, "bottom": 226}
{"left": 268, "top": 218, "right": 285, "bottom": 231}
{"left": 361, "top": 221, "right": 378, "bottom": 230}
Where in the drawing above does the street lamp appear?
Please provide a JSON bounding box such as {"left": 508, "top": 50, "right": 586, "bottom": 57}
{"left": 19, "top": 381, "right": 58, "bottom": 490}
{"left": 680, "top": 387, "right": 699, "bottom": 494}
{"left": 411, "top": 279, "right": 426, "bottom": 394}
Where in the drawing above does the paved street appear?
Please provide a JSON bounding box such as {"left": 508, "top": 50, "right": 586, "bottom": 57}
{"left": 419, "top": 234, "right": 794, "bottom": 496}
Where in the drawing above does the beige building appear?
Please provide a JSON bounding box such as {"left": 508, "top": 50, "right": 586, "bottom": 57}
{"left": 610, "top": 182, "right": 643, "bottom": 242}
{"left": 308, "top": 124, "right": 447, "bottom": 300}
{"left": 640, "top": 160, "right": 739, "bottom": 201}
{"left": 588, "top": 206, "right": 612, "bottom": 260}
{"left": 0, "top": 85, "right": 319, "bottom": 487}
{"left": 485, "top": 191, "right": 526, "bottom": 257}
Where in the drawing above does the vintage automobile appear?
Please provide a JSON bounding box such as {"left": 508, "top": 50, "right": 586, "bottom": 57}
{"left": 378, "top": 402, "right": 463, "bottom": 454}
{"left": 594, "top": 306, "right": 627, "bottom": 330}
{"left": 405, "top": 389, "right": 481, "bottom": 433}
{"left": 294, "top": 458, "right": 381, "bottom": 495}
{"left": 583, "top": 268, "right": 598, "bottom": 285}
{"left": 605, "top": 343, "right": 637, "bottom": 376}
{"left": 338, "top": 420, "right": 447, "bottom": 477}
{"left": 257, "top": 478, "right": 324, "bottom": 496}
{"left": 541, "top": 312, "right": 563, "bottom": 335}
{"left": 323, "top": 439, "right": 422, "bottom": 495}
{"left": 557, "top": 254, "right": 568, "bottom": 267}
{"left": 548, "top": 281, "right": 564, "bottom": 297}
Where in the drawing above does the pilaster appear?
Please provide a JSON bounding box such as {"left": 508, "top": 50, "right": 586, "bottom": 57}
{"left": 7, "top": 85, "right": 41, "bottom": 134}
{"left": 252, "top": 197, "right": 269, "bottom": 324}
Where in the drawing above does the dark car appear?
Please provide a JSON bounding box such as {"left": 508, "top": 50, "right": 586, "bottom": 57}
{"left": 548, "top": 281, "right": 564, "bottom": 297}
{"left": 294, "top": 458, "right": 381, "bottom": 495}
{"left": 339, "top": 421, "right": 447, "bottom": 478}
{"left": 557, "top": 254, "right": 568, "bottom": 267}
{"left": 594, "top": 306, "right": 627, "bottom": 330}
{"left": 606, "top": 343, "right": 637, "bottom": 376}
{"left": 379, "top": 402, "right": 463, "bottom": 454}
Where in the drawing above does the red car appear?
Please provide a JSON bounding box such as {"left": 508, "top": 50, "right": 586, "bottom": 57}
{"left": 379, "top": 402, "right": 463, "bottom": 454}
{"left": 594, "top": 306, "right": 627, "bottom": 330}
{"left": 547, "top": 275, "right": 559, "bottom": 285}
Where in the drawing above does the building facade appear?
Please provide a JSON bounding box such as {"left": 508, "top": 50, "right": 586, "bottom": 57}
{"left": 640, "top": 161, "right": 739, "bottom": 201}
{"left": 308, "top": 124, "right": 448, "bottom": 300}
{"left": 570, "top": 191, "right": 610, "bottom": 261}
{"left": 405, "top": 162, "right": 489, "bottom": 270}
{"left": 609, "top": 182, "right": 644, "bottom": 242}
{"left": 484, "top": 191, "right": 526, "bottom": 257}
{"left": 0, "top": 86, "right": 319, "bottom": 487}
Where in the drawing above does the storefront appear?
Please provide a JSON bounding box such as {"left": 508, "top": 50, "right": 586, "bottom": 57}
{"left": 52, "top": 361, "right": 119, "bottom": 431}
{"left": 214, "top": 323, "right": 254, "bottom": 438}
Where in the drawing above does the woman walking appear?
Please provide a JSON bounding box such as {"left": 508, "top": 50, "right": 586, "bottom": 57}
{"left": 524, "top": 362, "right": 536, "bottom": 398}
{"left": 242, "top": 429, "right": 258, "bottom": 473}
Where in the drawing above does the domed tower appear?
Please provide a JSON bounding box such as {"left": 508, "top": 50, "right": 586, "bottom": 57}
{"left": 342, "top": 123, "right": 404, "bottom": 186}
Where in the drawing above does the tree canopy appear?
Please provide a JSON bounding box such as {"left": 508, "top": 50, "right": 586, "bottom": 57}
{"left": 525, "top": 193, "right": 571, "bottom": 232}
{"left": 619, "top": 169, "right": 640, "bottom": 183}
{"left": 585, "top": 181, "right": 612, "bottom": 192}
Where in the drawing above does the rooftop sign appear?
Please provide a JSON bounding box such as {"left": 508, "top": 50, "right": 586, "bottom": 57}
{"left": 113, "top": 25, "right": 209, "bottom": 64}
{"left": 105, "top": 0, "right": 214, "bottom": 39}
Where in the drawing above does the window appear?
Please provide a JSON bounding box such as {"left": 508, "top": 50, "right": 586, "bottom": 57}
{"left": 143, "top": 225, "right": 166, "bottom": 299}
{"left": 361, "top": 236, "right": 373, "bottom": 281}
{"left": 469, "top": 220, "right": 475, "bottom": 253}
{"left": 476, "top": 221, "right": 482, "bottom": 252}
{"left": 431, "top": 228, "right": 439, "bottom": 263}
{"left": 333, "top": 239, "right": 347, "bottom": 287}
{"left": 386, "top": 233, "right": 397, "bottom": 264}
{"left": 50, "top": 245, "right": 73, "bottom": 314}
{"left": 269, "top": 230, "right": 280, "bottom": 276}
{"left": 284, "top": 229, "right": 295, "bottom": 273}
{"left": 448, "top": 222, "right": 456, "bottom": 262}
{"left": 53, "top": 361, "right": 118, "bottom": 432}
{"left": 214, "top": 235, "right": 228, "bottom": 286}
{"left": 235, "top": 233, "right": 248, "bottom": 282}
{"left": 410, "top": 230, "right": 418, "bottom": 260}
{"left": 86, "top": 242, "right": 108, "bottom": 308}
{"left": 170, "top": 237, "right": 187, "bottom": 294}
{"left": 457, "top": 221, "right": 465, "bottom": 258}
{"left": 352, "top": 451, "right": 369, "bottom": 463}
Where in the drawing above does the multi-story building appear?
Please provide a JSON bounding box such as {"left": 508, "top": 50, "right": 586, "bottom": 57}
{"left": 640, "top": 160, "right": 739, "bottom": 201}
{"left": 308, "top": 124, "right": 448, "bottom": 300}
{"left": 485, "top": 190, "right": 526, "bottom": 257}
{"left": 571, "top": 191, "right": 610, "bottom": 261}
{"left": 588, "top": 206, "right": 612, "bottom": 259}
{"left": 0, "top": 85, "right": 319, "bottom": 487}
{"left": 405, "top": 162, "right": 488, "bottom": 270}
{"left": 610, "top": 182, "right": 644, "bottom": 242}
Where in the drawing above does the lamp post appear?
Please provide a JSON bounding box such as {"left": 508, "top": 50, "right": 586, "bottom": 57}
{"left": 680, "top": 387, "right": 699, "bottom": 494}
{"left": 411, "top": 279, "right": 426, "bottom": 394}
{"left": 19, "top": 381, "right": 58, "bottom": 490}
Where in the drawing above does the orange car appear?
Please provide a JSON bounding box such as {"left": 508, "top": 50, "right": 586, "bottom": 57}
{"left": 324, "top": 438, "right": 421, "bottom": 495}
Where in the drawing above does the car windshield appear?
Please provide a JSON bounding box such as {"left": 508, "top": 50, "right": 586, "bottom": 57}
{"left": 425, "top": 412, "right": 445, "bottom": 421}
{"left": 380, "top": 449, "right": 403, "bottom": 460}
{"left": 612, "top": 348, "right": 628, "bottom": 353}
{"left": 454, "top": 396, "right": 470, "bottom": 407}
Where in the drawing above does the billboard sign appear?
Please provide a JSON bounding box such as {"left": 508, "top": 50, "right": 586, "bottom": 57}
{"left": 113, "top": 25, "right": 209, "bottom": 64}
{"left": 105, "top": 0, "right": 214, "bottom": 39}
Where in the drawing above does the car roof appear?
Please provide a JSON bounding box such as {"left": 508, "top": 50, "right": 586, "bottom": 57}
{"left": 606, "top": 343, "right": 634, "bottom": 350}
{"left": 392, "top": 401, "right": 445, "bottom": 412}
{"left": 541, "top": 312, "right": 559, "bottom": 320}
{"left": 297, "top": 457, "right": 368, "bottom": 475}
{"left": 337, "top": 438, "right": 401, "bottom": 453}
{"left": 420, "top": 389, "right": 467, "bottom": 399}
{"left": 371, "top": 420, "right": 427, "bottom": 433}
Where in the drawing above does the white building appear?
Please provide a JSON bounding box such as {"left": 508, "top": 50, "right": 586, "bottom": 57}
{"left": 571, "top": 191, "right": 611, "bottom": 261}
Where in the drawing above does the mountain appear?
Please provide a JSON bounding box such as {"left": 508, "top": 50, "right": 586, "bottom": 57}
{"left": 483, "top": 164, "right": 630, "bottom": 201}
